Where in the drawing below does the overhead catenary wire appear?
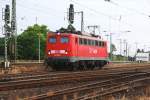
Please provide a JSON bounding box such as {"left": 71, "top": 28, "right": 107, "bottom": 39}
{"left": 73, "top": 1, "right": 128, "bottom": 24}
{"left": 18, "top": 0, "right": 63, "bottom": 16}
{"left": 71, "top": 0, "right": 133, "bottom": 27}
{"left": 16, "top": 2, "right": 62, "bottom": 18}
{"left": 15, "top": 1, "right": 65, "bottom": 31}
{"left": 1, "top": 0, "right": 64, "bottom": 25}
{"left": 72, "top": 0, "right": 117, "bottom": 20}
{"left": 1, "top": 0, "right": 132, "bottom": 26}
{"left": 107, "top": 0, "right": 150, "bottom": 17}
{"left": 2, "top": 0, "right": 144, "bottom": 33}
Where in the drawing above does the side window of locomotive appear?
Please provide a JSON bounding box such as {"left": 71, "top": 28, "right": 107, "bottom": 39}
{"left": 84, "top": 39, "right": 88, "bottom": 45}
{"left": 98, "top": 41, "right": 102, "bottom": 47}
{"left": 88, "top": 39, "right": 91, "bottom": 46}
{"left": 91, "top": 40, "right": 95, "bottom": 46}
{"left": 49, "top": 37, "right": 56, "bottom": 43}
{"left": 95, "top": 40, "right": 98, "bottom": 46}
{"left": 79, "top": 38, "right": 83, "bottom": 45}
{"left": 101, "top": 42, "right": 104, "bottom": 47}
{"left": 61, "top": 37, "right": 69, "bottom": 43}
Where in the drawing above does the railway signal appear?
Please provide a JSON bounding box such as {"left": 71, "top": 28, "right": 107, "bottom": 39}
{"left": 4, "top": 5, "right": 11, "bottom": 37}
{"left": 69, "top": 4, "right": 74, "bottom": 24}
{"left": 68, "top": 4, "right": 84, "bottom": 32}
{"left": 3, "top": 4, "right": 11, "bottom": 68}
{"left": 4, "top": 5, "right": 10, "bottom": 24}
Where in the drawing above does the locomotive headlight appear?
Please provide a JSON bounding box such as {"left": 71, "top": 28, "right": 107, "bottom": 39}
{"left": 57, "top": 32, "right": 60, "bottom": 35}
{"left": 65, "top": 51, "right": 68, "bottom": 54}
{"left": 48, "top": 51, "right": 51, "bottom": 55}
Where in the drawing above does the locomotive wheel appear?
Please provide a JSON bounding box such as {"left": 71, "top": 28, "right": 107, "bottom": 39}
{"left": 71, "top": 66, "right": 77, "bottom": 71}
{"left": 47, "top": 66, "right": 54, "bottom": 71}
{"left": 89, "top": 62, "right": 95, "bottom": 70}
{"left": 44, "top": 59, "right": 50, "bottom": 71}
{"left": 83, "top": 64, "right": 87, "bottom": 70}
{"left": 80, "top": 62, "right": 87, "bottom": 70}
{"left": 71, "top": 62, "right": 78, "bottom": 71}
{"left": 45, "top": 63, "right": 54, "bottom": 71}
{"left": 92, "top": 65, "right": 95, "bottom": 70}
{"left": 99, "top": 61, "right": 105, "bottom": 69}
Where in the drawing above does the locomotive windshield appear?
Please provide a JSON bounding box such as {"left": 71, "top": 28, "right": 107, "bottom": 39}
{"left": 49, "top": 37, "right": 56, "bottom": 43}
{"left": 61, "top": 37, "right": 69, "bottom": 43}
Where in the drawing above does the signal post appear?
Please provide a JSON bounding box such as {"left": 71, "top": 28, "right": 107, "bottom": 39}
{"left": 3, "top": 5, "right": 11, "bottom": 68}
{"left": 68, "top": 4, "right": 84, "bottom": 32}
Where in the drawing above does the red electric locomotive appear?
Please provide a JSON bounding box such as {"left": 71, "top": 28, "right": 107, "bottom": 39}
{"left": 45, "top": 32, "right": 109, "bottom": 70}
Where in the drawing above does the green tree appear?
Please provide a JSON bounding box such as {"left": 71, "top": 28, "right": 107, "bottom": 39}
{"left": 17, "top": 24, "right": 49, "bottom": 59}
{"left": 110, "top": 43, "right": 117, "bottom": 60}
{"left": 111, "top": 43, "right": 117, "bottom": 53}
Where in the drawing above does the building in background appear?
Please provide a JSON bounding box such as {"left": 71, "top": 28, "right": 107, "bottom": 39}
{"left": 135, "top": 52, "right": 150, "bottom": 62}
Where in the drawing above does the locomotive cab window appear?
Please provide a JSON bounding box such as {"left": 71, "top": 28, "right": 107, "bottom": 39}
{"left": 61, "top": 37, "right": 69, "bottom": 43}
{"left": 49, "top": 37, "right": 56, "bottom": 43}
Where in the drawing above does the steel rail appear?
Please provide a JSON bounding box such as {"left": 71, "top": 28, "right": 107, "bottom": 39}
{"left": 25, "top": 72, "right": 150, "bottom": 100}
{"left": 0, "top": 70, "right": 142, "bottom": 91}
{"left": 0, "top": 66, "right": 148, "bottom": 92}
{"left": 79, "top": 77, "right": 150, "bottom": 100}
{"left": 1, "top": 64, "right": 150, "bottom": 82}
{"left": 0, "top": 67, "right": 136, "bottom": 82}
{"left": 0, "top": 65, "right": 146, "bottom": 84}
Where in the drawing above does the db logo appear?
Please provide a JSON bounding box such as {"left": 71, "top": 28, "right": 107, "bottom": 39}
{"left": 89, "top": 48, "right": 98, "bottom": 54}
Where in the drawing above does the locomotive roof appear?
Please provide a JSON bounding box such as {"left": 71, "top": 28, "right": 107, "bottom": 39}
{"left": 47, "top": 32, "right": 105, "bottom": 41}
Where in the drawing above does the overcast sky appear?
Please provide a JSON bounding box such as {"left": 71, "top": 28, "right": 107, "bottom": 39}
{"left": 1, "top": 0, "right": 150, "bottom": 56}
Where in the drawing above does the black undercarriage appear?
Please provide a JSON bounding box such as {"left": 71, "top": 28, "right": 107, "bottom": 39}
{"left": 45, "top": 57, "right": 108, "bottom": 71}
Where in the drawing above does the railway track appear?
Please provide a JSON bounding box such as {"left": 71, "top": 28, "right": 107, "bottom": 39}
{"left": 0, "top": 63, "right": 149, "bottom": 83}
{"left": 1, "top": 63, "right": 150, "bottom": 82}
{"left": 0, "top": 69, "right": 143, "bottom": 91}
{"left": 0, "top": 71, "right": 48, "bottom": 82}
{"left": 26, "top": 72, "right": 150, "bottom": 100}
{"left": 0, "top": 64, "right": 149, "bottom": 85}
{"left": 0, "top": 63, "right": 150, "bottom": 100}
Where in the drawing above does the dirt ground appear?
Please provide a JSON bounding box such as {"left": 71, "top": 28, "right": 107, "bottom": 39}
{"left": 104, "top": 96, "right": 150, "bottom": 100}
{"left": 0, "top": 63, "right": 46, "bottom": 75}
{"left": 104, "top": 62, "right": 150, "bottom": 68}
{"left": 0, "top": 62, "right": 150, "bottom": 75}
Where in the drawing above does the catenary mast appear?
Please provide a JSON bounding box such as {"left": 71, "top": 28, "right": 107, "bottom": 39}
{"left": 11, "top": 0, "right": 17, "bottom": 62}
